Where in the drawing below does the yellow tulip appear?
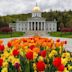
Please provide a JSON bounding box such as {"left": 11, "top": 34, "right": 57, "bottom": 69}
{"left": 49, "top": 53, "right": 54, "bottom": 58}
{"left": 8, "top": 56, "right": 15, "bottom": 62}
{"left": 1, "top": 67, "right": 8, "bottom": 72}
{"left": 34, "top": 70, "right": 37, "bottom": 72}
{"left": 63, "top": 67, "right": 69, "bottom": 72}
{"left": 4, "top": 51, "right": 10, "bottom": 58}
{"left": 62, "top": 52, "right": 70, "bottom": 59}
{"left": 2, "top": 61, "right": 8, "bottom": 67}
{"left": 68, "top": 65, "right": 72, "bottom": 70}
{"left": 11, "top": 58, "right": 20, "bottom": 65}
{"left": 38, "top": 56, "right": 44, "bottom": 61}
{"left": 61, "top": 58, "right": 68, "bottom": 66}
{"left": 33, "top": 52, "right": 38, "bottom": 60}
{"left": 51, "top": 50, "right": 57, "bottom": 55}
{"left": 33, "top": 63, "right": 36, "bottom": 70}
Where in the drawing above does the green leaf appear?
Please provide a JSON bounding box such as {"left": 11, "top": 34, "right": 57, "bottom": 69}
{"left": 55, "top": 47, "right": 60, "bottom": 52}
{"left": 25, "top": 61, "right": 30, "bottom": 72}
{"left": 0, "top": 67, "right": 2, "bottom": 72}
{"left": 29, "top": 61, "right": 34, "bottom": 72}
{"left": 40, "top": 46, "right": 44, "bottom": 51}
{"left": 45, "top": 65, "right": 49, "bottom": 72}
{"left": 8, "top": 62, "right": 18, "bottom": 72}
{"left": 19, "top": 55, "right": 26, "bottom": 72}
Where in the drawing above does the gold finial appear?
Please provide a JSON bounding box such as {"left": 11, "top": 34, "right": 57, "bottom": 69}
{"left": 36, "top": 2, "right": 38, "bottom": 7}
{"left": 32, "top": 2, "right": 40, "bottom": 12}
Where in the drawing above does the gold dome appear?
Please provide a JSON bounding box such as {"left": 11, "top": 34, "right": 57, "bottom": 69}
{"left": 32, "top": 5, "right": 41, "bottom": 12}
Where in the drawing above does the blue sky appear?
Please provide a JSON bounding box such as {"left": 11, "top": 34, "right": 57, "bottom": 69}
{"left": 0, "top": 0, "right": 72, "bottom": 16}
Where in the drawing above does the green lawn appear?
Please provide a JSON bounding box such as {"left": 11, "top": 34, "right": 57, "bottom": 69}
{"left": 49, "top": 32, "right": 72, "bottom": 38}
{"left": 0, "top": 32, "right": 24, "bottom": 38}
{"left": 0, "top": 31, "right": 72, "bottom": 38}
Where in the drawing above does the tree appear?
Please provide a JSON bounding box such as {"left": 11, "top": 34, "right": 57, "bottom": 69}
{"left": 60, "top": 23, "right": 64, "bottom": 29}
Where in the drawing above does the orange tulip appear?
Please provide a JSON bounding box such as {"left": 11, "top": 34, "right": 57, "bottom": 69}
{"left": 47, "top": 42, "right": 52, "bottom": 48}
{"left": 42, "top": 42, "right": 47, "bottom": 47}
{"left": 55, "top": 42, "right": 61, "bottom": 48}
{"left": 33, "top": 47, "right": 40, "bottom": 53}
{"left": 0, "top": 40, "right": 3, "bottom": 44}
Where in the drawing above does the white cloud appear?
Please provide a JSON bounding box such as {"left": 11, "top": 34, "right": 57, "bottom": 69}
{"left": 0, "top": 0, "right": 72, "bottom": 16}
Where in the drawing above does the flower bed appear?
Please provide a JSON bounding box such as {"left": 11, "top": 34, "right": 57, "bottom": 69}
{"left": 0, "top": 36, "right": 72, "bottom": 72}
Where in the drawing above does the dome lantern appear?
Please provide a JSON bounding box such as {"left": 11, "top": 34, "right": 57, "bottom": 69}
{"left": 32, "top": 3, "right": 41, "bottom": 12}
{"left": 32, "top": 3, "right": 41, "bottom": 17}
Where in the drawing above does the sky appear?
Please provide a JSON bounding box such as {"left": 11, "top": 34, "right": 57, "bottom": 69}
{"left": 0, "top": 0, "right": 72, "bottom": 16}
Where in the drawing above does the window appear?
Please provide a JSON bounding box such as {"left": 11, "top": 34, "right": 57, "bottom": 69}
{"left": 19, "top": 28, "right": 20, "bottom": 31}
{"left": 22, "top": 28, "right": 23, "bottom": 31}
{"left": 29, "top": 22, "right": 31, "bottom": 24}
{"left": 46, "top": 28, "right": 48, "bottom": 30}
{"left": 36, "top": 22, "right": 38, "bottom": 30}
{"left": 50, "top": 28, "right": 51, "bottom": 30}
{"left": 32, "top": 22, "right": 34, "bottom": 30}
{"left": 29, "top": 23, "right": 31, "bottom": 30}
{"left": 25, "top": 28, "right": 27, "bottom": 30}
{"left": 39, "top": 22, "right": 41, "bottom": 30}
{"left": 53, "top": 28, "right": 55, "bottom": 30}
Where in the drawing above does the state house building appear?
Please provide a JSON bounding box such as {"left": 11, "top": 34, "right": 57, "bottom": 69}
{"left": 9, "top": 4, "right": 57, "bottom": 34}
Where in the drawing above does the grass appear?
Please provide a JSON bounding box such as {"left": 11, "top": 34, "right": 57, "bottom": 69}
{"left": 49, "top": 32, "right": 72, "bottom": 38}
{"left": 0, "top": 31, "right": 72, "bottom": 38}
{"left": 0, "top": 32, "right": 24, "bottom": 38}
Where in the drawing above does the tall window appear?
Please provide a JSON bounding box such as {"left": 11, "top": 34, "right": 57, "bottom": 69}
{"left": 50, "top": 28, "right": 51, "bottom": 31}
{"left": 32, "top": 22, "right": 34, "bottom": 30}
{"left": 25, "top": 28, "right": 27, "bottom": 30}
{"left": 36, "top": 22, "right": 38, "bottom": 30}
{"left": 29, "top": 22, "right": 31, "bottom": 30}
{"left": 22, "top": 28, "right": 23, "bottom": 31}
{"left": 39, "top": 22, "right": 41, "bottom": 30}
{"left": 19, "top": 28, "right": 20, "bottom": 31}
{"left": 42, "top": 22, "right": 44, "bottom": 30}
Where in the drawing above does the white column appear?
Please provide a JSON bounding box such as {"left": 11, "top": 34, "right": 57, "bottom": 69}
{"left": 29, "top": 22, "right": 32, "bottom": 31}
{"left": 44, "top": 22, "right": 45, "bottom": 31}
{"left": 41, "top": 22, "right": 42, "bottom": 31}
{"left": 28, "top": 22, "right": 29, "bottom": 31}
{"left": 34, "top": 22, "right": 35, "bottom": 31}
{"left": 29, "top": 23, "right": 30, "bottom": 31}
{"left": 42, "top": 22, "right": 44, "bottom": 31}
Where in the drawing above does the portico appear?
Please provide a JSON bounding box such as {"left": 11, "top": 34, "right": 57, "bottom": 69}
{"left": 28, "top": 22, "right": 45, "bottom": 31}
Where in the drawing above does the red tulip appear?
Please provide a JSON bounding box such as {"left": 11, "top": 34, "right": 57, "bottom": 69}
{"left": 53, "top": 57, "right": 61, "bottom": 68}
{"left": 29, "top": 45, "right": 35, "bottom": 50}
{"left": 64, "top": 41, "right": 67, "bottom": 44}
{"left": 40, "top": 50, "right": 46, "bottom": 57}
{"left": 36, "top": 61, "right": 45, "bottom": 71}
{"left": 23, "top": 39, "right": 27, "bottom": 42}
{"left": 13, "top": 49, "right": 19, "bottom": 56}
{"left": 26, "top": 51, "right": 33, "bottom": 60}
{"left": 0, "top": 44, "right": 4, "bottom": 52}
{"left": 14, "top": 63, "right": 20, "bottom": 69}
{"left": 7, "top": 42, "right": 12, "bottom": 48}
{"left": 0, "top": 58, "right": 3, "bottom": 67}
{"left": 56, "top": 39, "right": 60, "bottom": 42}
{"left": 58, "top": 64, "right": 65, "bottom": 71}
